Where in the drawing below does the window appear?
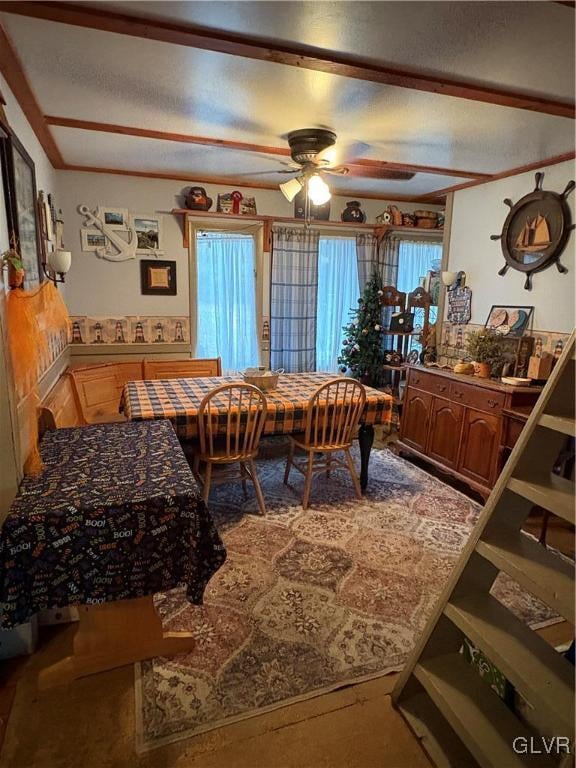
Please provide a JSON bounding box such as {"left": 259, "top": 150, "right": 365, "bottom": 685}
{"left": 397, "top": 239, "right": 443, "bottom": 353}
{"left": 316, "top": 236, "right": 360, "bottom": 372}
{"left": 195, "top": 231, "right": 259, "bottom": 372}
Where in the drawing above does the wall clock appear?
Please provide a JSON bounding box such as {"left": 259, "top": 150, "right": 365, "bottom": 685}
{"left": 490, "top": 172, "right": 574, "bottom": 290}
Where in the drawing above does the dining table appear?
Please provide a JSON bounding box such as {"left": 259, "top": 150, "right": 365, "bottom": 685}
{"left": 0, "top": 419, "right": 226, "bottom": 685}
{"left": 120, "top": 372, "right": 394, "bottom": 491}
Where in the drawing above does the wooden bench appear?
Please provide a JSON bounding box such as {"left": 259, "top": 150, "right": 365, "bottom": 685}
{"left": 41, "top": 358, "right": 222, "bottom": 430}
{"left": 38, "top": 373, "right": 85, "bottom": 434}
{"left": 143, "top": 357, "right": 221, "bottom": 380}
{"left": 70, "top": 361, "right": 144, "bottom": 424}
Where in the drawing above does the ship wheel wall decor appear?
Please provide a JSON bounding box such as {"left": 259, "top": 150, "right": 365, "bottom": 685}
{"left": 490, "top": 172, "right": 575, "bottom": 290}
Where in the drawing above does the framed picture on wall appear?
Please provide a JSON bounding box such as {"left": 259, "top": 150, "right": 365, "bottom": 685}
{"left": 0, "top": 128, "right": 42, "bottom": 288}
{"left": 132, "top": 214, "right": 163, "bottom": 254}
{"left": 97, "top": 206, "right": 129, "bottom": 230}
{"left": 485, "top": 305, "right": 534, "bottom": 338}
{"left": 140, "top": 259, "right": 177, "bottom": 296}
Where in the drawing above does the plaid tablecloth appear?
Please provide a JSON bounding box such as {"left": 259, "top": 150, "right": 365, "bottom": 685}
{"left": 120, "top": 373, "right": 393, "bottom": 440}
{"left": 0, "top": 420, "right": 226, "bottom": 629}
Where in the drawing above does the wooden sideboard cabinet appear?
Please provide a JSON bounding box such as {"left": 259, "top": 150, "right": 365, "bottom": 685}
{"left": 397, "top": 366, "right": 541, "bottom": 497}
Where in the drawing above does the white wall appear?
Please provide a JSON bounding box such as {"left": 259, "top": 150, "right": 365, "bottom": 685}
{"left": 0, "top": 72, "right": 60, "bottom": 508}
{"left": 59, "top": 169, "right": 442, "bottom": 317}
{"left": 447, "top": 160, "right": 575, "bottom": 332}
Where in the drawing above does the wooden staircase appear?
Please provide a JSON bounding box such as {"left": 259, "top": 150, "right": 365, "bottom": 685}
{"left": 393, "top": 331, "right": 575, "bottom": 768}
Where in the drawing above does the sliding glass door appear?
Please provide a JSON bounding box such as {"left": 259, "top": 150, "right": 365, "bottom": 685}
{"left": 195, "top": 231, "right": 259, "bottom": 372}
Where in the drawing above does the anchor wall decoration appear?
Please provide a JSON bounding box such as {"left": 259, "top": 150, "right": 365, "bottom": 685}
{"left": 78, "top": 204, "right": 137, "bottom": 261}
{"left": 490, "top": 172, "right": 575, "bottom": 290}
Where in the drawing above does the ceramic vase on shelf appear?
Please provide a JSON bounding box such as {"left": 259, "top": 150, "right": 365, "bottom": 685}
{"left": 473, "top": 361, "right": 491, "bottom": 378}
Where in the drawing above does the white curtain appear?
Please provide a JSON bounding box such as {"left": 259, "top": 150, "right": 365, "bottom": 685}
{"left": 316, "top": 236, "right": 360, "bottom": 372}
{"left": 397, "top": 240, "right": 443, "bottom": 296}
{"left": 196, "top": 231, "right": 259, "bottom": 372}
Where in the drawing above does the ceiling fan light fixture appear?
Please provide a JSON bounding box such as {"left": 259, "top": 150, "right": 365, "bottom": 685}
{"left": 279, "top": 176, "right": 304, "bottom": 202}
{"left": 307, "top": 173, "right": 331, "bottom": 206}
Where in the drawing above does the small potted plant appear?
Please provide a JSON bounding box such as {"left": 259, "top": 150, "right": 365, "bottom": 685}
{"left": 465, "top": 330, "right": 503, "bottom": 378}
{"left": 1, "top": 248, "right": 25, "bottom": 289}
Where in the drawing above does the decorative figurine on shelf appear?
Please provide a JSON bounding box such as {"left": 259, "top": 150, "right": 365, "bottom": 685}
{"left": 490, "top": 172, "right": 574, "bottom": 290}
{"left": 402, "top": 212, "right": 416, "bottom": 227}
{"left": 341, "top": 200, "right": 366, "bottom": 223}
{"left": 217, "top": 191, "right": 257, "bottom": 215}
{"left": 389, "top": 205, "right": 403, "bottom": 226}
{"left": 383, "top": 349, "right": 403, "bottom": 366}
{"left": 184, "top": 186, "right": 212, "bottom": 211}
{"left": 375, "top": 208, "right": 393, "bottom": 225}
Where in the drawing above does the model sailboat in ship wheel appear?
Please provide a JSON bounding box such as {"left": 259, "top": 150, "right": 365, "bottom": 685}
{"left": 491, "top": 172, "right": 575, "bottom": 290}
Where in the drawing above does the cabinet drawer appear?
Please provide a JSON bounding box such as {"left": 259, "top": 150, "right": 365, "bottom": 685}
{"left": 450, "top": 381, "right": 505, "bottom": 414}
{"left": 407, "top": 369, "right": 439, "bottom": 394}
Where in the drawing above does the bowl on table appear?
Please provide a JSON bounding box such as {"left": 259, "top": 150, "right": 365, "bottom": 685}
{"left": 242, "top": 368, "right": 283, "bottom": 391}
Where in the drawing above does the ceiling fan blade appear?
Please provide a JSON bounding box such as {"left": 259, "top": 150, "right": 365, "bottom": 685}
{"left": 345, "top": 164, "right": 415, "bottom": 181}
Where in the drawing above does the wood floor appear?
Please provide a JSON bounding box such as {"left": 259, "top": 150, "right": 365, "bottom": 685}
{"left": 0, "top": 618, "right": 432, "bottom": 768}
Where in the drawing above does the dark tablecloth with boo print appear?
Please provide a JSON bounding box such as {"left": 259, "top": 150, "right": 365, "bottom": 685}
{"left": 0, "top": 420, "right": 226, "bottom": 629}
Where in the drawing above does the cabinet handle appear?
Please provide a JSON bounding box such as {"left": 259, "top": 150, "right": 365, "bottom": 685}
{"left": 437, "top": 385, "right": 447, "bottom": 393}
{"left": 487, "top": 398, "right": 498, "bottom": 408}
{"left": 454, "top": 391, "right": 463, "bottom": 399}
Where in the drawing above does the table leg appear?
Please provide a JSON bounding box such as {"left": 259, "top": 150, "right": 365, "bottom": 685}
{"left": 358, "top": 424, "right": 374, "bottom": 493}
{"left": 38, "top": 595, "right": 196, "bottom": 688}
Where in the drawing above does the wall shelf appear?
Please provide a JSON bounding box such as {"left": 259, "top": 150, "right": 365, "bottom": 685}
{"left": 171, "top": 209, "right": 444, "bottom": 247}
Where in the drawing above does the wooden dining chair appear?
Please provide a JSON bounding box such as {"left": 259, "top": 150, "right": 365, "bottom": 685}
{"left": 283, "top": 377, "right": 367, "bottom": 509}
{"left": 193, "top": 383, "right": 268, "bottom": 515}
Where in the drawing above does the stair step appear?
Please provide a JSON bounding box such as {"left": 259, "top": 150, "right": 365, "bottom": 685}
{"left": 477, "top": 530, "right": 574, "bottom": 625}
{"left": 508, "top": 474, "right": 575, "bottom": 524}
{"left": 539, "top": 413, "right": 576, "bottom": 437}
{"left": 398, "top": 691, "right": 478, "bottom": 768}
{"left": 414, "top": 653, "right": 557, "bottom": 768}
{"left": 445, "top": 594, "right": 574, "bottom": 738}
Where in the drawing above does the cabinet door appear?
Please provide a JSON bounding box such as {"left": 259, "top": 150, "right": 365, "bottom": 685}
{"left": 458, "top": 408, "right": 500, "bottom": 487}
{"left": 400, "top": 388, "right": 432, "bottom": 453}
{"left": 426, "top": 398, "right": 463, "bottom": 469}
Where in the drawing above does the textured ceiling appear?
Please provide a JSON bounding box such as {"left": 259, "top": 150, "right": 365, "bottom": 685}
{"left": 1, "top": 1, "right": 574, "bottom": 199}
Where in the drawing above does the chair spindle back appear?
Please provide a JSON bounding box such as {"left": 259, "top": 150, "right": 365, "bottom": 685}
{"left": 198, "top": 383, "right": 268, "bottom": 459}
{"left": 305, "top": 378, "right": 366, "bottom": 450}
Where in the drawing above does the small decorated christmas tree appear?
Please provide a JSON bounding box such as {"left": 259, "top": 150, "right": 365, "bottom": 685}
{"left": 338, "top": 271, "right": 385, "bottom": 386}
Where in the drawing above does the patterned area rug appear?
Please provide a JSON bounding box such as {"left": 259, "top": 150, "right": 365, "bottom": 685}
{"left": 135, "top": 448, "right": 558, "bottom": 752}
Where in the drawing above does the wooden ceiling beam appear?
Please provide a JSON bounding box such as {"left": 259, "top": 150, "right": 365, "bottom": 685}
{"left": 0, "top": 22, "right": 64, "bottom": 166}
{"left": 44, "top": 116, "right": 291, "bottom": 157}
{"left": 426, "top": 151, "right": 576, "bottom": 198}
{"left": 1, "top": 1, "right": 574, "bottom": 119}
{"left": 60, "top": 163, "right": 445, "bottom": 204}
{"left": 45, "top": 116, "right": 488, "bottom": 179}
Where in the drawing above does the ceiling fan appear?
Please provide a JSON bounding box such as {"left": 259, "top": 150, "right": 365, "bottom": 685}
{"left": 271, "top": 128, "right": 415, "bottom": 205}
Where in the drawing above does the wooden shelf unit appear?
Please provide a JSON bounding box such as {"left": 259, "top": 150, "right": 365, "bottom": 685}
{"left": 171, "top": 208, "right": 444, "bottom": 247}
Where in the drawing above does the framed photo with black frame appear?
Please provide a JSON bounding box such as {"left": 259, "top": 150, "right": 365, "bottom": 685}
{"left": 140, "top": 259, "right": 177, "bottom": 296}
{"left": 0, "top": 125, "right": 43, "bottom": 289}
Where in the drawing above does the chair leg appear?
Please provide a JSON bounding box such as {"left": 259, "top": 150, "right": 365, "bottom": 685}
{"left": 202, "top": 462, "right": 212, "bottom": 504}
{"left": 344, "top": 449, "right": 362, "bottom": 500}
{"left": 283, "top": 439, "right": 295, "bottom": 485}
{"left": 192, "top": 454, "right": 200, "bottom": 480}
{"left": 302, "top": 451, "right": 315, "bottom": 510}
{"left": 240, "top": 462, "right": 248, "bottom": 499}
{"left": 248, "top": 459, "right": 266, "bottom": 516}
